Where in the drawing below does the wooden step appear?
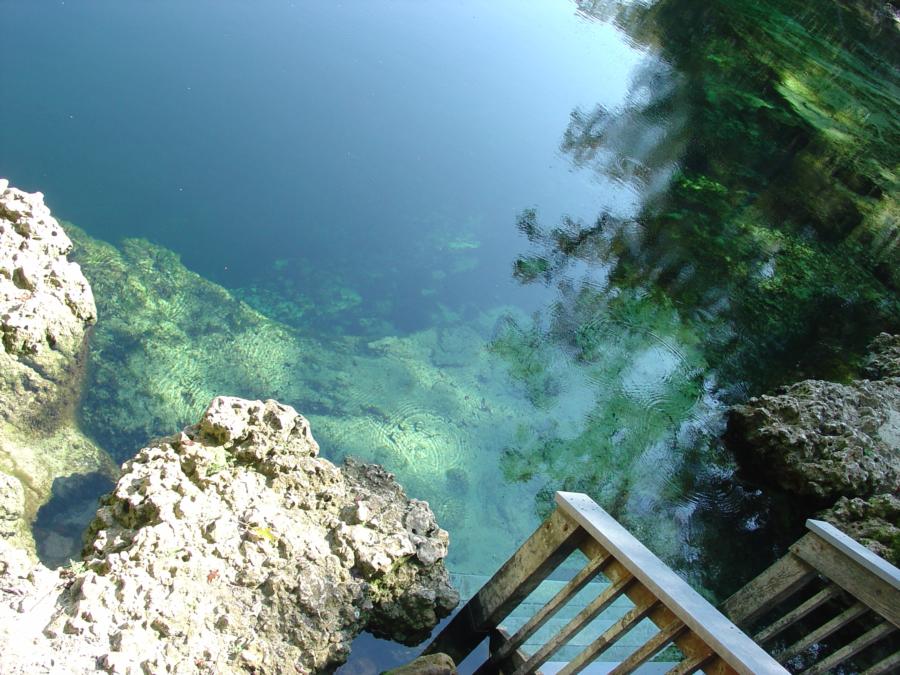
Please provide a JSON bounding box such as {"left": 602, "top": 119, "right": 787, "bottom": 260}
{"left": 452, "top": 574, "right": 665, "bottom": 662}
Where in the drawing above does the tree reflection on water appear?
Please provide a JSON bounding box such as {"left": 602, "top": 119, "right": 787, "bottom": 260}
{"left": 491, "top": 0, "right": 899, "bottom": 596}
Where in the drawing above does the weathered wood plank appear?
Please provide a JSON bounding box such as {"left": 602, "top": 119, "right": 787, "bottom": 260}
{"left": 557, "top": 492, "right": 788, "bottom": 675}
{"left": 511, "top": 565, "right": 635, "bottom": 675}
{"left": 664, "top": 614, "right": 733, "bottom": 671}
{"left": 754, "top": 583, "right": 843, "bottom": 644}
{"left": 606, "top": 615, "right": 686, "bottom": 675}
{"left": 720, "top": 549, "right": 816, "bottom": 629}
{"left": 776, "top": 602, "right": 868, "bottom": 662}
{"left": 473, "top": 628, "right": 537, "bottom": 675}
{"left": 801, "top": 621, "right": 896, "bottom": 675}
{"left": 791, "top": 532, "right": 900, "bottom": 628}
{"left": 664, "top": 651, "right": 715, "bottom": 675}
{"left": 579, "top": 539, "right": 720, "bottom": 669}
{"left": 806, "top": 520, "right": 900, "bottom": 591}
{"left": 557, "top": 594, "right": 660, "bottom": 675}
{"left": 492, "top": 549, "right": 611, "bottom": 664}
{"left": 861, "top": 649, "right": 900, "bottom": 675}
{"left": 423, "top": 508, "right": 585, "bottom": 664}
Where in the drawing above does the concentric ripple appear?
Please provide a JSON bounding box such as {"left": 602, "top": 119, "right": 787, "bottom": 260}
{"left": 383, "top": 404, "right": 470, "bottom": 481}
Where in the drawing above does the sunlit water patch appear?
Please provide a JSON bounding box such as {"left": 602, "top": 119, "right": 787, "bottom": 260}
{"left": 66, "top": 224, "right": 727, "bottom": 581}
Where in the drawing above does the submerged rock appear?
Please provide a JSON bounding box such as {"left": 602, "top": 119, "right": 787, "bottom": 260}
{"left": 384, "top": 653, "right": 458, "bottom": 675}
{"left": 0, "top": 181, "right": 117, "bottom": 558}
{"left": 0, "top": 396, "right": 458, "bottom": 674}
{"left": 727, "top": 333, "right": 899, "bottom": 554}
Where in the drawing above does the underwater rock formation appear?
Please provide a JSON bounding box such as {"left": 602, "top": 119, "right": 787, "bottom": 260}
{"left": 0, "top": 396, "right": 458, "bottom": 674}
{"left": 0, "top": 181, "right": 117, "bottom": 558}
{"left": 727, "top": 333, "right": 900, "bottom": 501}
{"left": 66, "top": 223, "right": 551, "bottom": 574}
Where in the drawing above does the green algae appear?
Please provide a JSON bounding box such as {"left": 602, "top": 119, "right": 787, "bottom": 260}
{"left": 64, "top": 218, "right": 740, "bottom": 583}
{"left": 66, "top": 226, "right": 549, "bottom": 572}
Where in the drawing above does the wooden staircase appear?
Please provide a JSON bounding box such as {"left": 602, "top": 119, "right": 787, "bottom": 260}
{"left": 721, "top": 520, "right": 900, "bottom": 674}
{"left": 451, "top": 573, "right": 660, "bottom": 664}
{"left": 424, "top": 492, "right": 900, "bottom": 674}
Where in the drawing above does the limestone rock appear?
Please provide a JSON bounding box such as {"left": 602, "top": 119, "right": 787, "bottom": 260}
{"left": 0, "top": 180, "right": 116, "bottom": 559}
{"left": 383, "top": 653, "right": 458, "bottom": 675}
{"left": 819, "top": 493, "right": 900, "bottom": 566}
{"left": 0, "top": 472, "right": 25, "bottom": 540}
{"left": 727, "top": 335, "right": 900, "bottom": 500}
{"left": 865, "top": 333, "right": 900, "bottom": 380}
{"left": 0, "top": 179, "right": 95, "bottom": 412}
{"left": 0, "top": 397, "right": 458, "bottom": 674}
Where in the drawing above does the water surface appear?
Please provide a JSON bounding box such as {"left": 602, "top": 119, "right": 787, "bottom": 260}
{"left": 2, "top": 0, "right": 898, "bottom": 671}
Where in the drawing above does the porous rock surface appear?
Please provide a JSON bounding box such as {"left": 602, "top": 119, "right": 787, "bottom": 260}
{"left": 0, "top": 179, "right": 95, "bottom": 412}
{"left": 0, "top": 472, "right": 25, "bottom": 540}
{"left": 820, "top": 493, "right": 899, "bottom": 566}
{"left": 727, "top": 333, "right": 900, "bottom": 501}
{"left": 865, "top": 332, "right": 900, "bottom": 380}
{"left": 384, "top": 653, "right": 458, "bottom": 675}
{"left": 0, "top": 396, "right": 458, "bottom": 674}
{"left": 0, "top": 180, "right": 115, "bottom": 557}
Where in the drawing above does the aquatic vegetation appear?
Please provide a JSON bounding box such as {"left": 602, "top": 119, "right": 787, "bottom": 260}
{"left": 67, "top": 226, "right": 557, "bottom": 572}
{"left": 235, "top": 260, "right": 362, "bottom": 333}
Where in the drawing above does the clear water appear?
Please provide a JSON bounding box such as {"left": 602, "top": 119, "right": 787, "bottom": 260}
{"left": 2, "top": 0, "right": 898, "bottom": 671}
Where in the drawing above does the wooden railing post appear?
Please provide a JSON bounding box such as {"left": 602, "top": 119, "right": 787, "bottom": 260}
{"left": 721, "top": 517, "right": 900, "bottom": 674}
{"left": 425, "top": 492, "right": 810, "bottom": 673}
{"left": 423, "top": 508, "right": 585, "bottom": 664}
{"left": 555, "top": 492, "right": 787, "bottom": 675}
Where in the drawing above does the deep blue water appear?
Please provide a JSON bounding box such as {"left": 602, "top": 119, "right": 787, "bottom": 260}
{"left": 3, "top": 0, "right": 638, "bottom": 289}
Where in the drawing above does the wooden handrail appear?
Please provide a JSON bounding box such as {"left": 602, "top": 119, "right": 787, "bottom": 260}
{"left": 721, "top": 515, "right": 900, "bottom": 673}
{"left": 426, "top": 493, "right": 900, "bottom": 673}
{"left": 424, "top": 491, "right": 790, "bottom": 674}
{"left": 555, "top": 492, "right": 787, "bottom": 675}
{"left": 805, "top": 519, "right": 900, "bottom": 592}
{"left": 423, "top": 508, "right": 584, "bottom": 664}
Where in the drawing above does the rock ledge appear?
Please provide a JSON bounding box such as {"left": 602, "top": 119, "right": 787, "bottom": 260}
{"left": 727, "top": 334, "right": 899, "bottom": 501}
{"left": 0, "top": 396, "right": 459, "bottom": 674}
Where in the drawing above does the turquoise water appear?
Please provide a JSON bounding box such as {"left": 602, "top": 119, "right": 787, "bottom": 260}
{"left": 2, "top": 0, "right": 898, "bottom": 670}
